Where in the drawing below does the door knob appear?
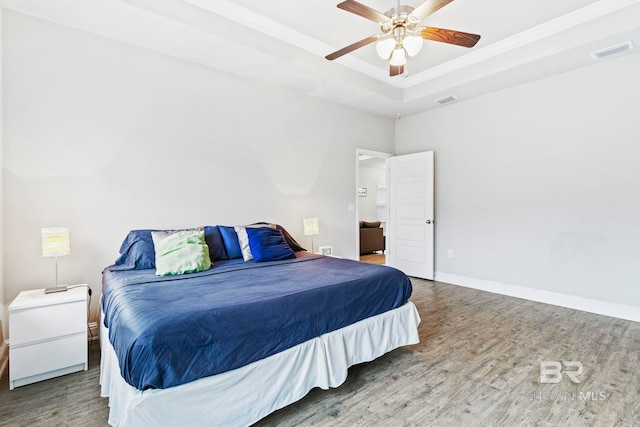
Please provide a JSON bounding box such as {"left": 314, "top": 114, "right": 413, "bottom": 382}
{"left": 426, "top": 220, "right": 432, "bottom": 224}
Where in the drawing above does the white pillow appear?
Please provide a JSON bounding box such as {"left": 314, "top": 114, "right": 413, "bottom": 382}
{"left": 234, "top": 224, "right": 276, "bottom": 261}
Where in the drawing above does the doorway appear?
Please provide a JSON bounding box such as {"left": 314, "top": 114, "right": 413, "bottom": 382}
{"left": 356, "top": 149, "right": 435, "bottom": 280}
{"left": 356, "top": 149, "right": 392, "bottom": 265}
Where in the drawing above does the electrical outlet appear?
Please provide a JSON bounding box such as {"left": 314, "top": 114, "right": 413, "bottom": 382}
{"left": 447, "top": 249, "right": 454, "bottom": 258}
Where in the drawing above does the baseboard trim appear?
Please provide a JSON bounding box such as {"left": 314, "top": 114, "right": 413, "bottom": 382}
{"left": 434, "top": 272, "right": 640, "bottom": 323}
{"left": 0, "top": 339, "right": 8, "bottom": 379}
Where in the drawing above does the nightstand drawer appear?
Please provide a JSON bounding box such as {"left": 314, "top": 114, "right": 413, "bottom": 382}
{"left": 10, "top": 333, "right": 87, "bottom": 380}
{"left": 10, "top": 301, "right": 86, "bottom": 346}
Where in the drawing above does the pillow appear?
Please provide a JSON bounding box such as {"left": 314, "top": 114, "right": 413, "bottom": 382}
{"left": 235, "top": 224, "right": 276, "bottom": 262}
{"left": 218, "top": 226, "right": 242, "bottom": 259}
{"left": 152, "top": 229, "right": 211, "bottom": 276}
{"left": 234, "top": 226, "right": 252, "bottom": 261}
{"left": 277, "top": 224, "right": 306, "bottom": 252}
{"left": 204, "top": 226, "right": 228, "bottom": 261}
{"left": 246, "top": 227, "right": 296, "bottom": 262}
{"left": 252, "top": 222, "right": 306, "bottom": 252}
{"left": 360, "top": 221, "right": 382, "bottom": 228}
{"left": 111, "top": 229, "right": 158, "bottom": 270}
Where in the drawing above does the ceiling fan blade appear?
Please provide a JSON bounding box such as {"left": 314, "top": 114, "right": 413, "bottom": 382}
{"left": 326, "top": 35, "right": 379, "bottom": 60}
{"left": 417, "top": 27, "right": 481, "bottom": 48}
{"left": 409, "top": 0, "right": 454, "bottom": 22}
{"left": 337, "top": 0, "right": 391, "bottom": 25}
{"left": 390, "top": 64, "right": 404, "bottom": 77}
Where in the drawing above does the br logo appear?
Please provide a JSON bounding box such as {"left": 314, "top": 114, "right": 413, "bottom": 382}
{"left": 539, "top": 361, "right": 583, "bottom": 384}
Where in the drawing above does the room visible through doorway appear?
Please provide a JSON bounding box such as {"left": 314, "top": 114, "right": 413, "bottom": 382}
{"left": 356, "top": 149, "right": 391, "bottom": 265}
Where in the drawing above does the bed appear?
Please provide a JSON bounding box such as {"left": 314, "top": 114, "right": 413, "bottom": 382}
{"left": 99, "top": 225, "right": 420, "bottom": 426}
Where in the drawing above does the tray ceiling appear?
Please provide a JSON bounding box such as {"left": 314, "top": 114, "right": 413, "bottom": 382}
{"left": 2, "top": 0, "right": 640, "bottom": 117}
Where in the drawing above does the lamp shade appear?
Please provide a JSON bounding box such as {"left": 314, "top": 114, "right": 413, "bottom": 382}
{"left": 404, "top": 35, "right": 424, "bottom": 57}
{"left": 376, "top": 37, "right": 396, "bottom": 59}
{"left": 41, "top": 227, "right": 70, "bottom": 257}
{"left": 389, "top": 47, "right": 407, "bottom": 66}
{"left": 303, "top": 218, "right": 319, "bottom": 236}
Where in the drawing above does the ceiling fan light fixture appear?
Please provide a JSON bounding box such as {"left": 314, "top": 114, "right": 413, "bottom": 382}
{"left": 389, "top": 47, "right": 407, "bottom": 66}
{"left": 404, "top": 35, "right": 423, "bottom": 57}
{"left": 376, "top": 37, "right": 396, "bottom": 59}
{"left": 326, "top": 0, "right": 482, "bottom": 77}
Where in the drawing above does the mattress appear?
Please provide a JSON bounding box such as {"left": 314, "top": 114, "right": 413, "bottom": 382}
{"left": 100, "top": 300, "right": 421, "bottom": 427}
{"left": 102, "top": 253, "right": 413, "bottom": 390}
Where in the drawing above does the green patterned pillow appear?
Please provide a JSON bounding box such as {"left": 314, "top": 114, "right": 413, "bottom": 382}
{"left": 152, "top": 229, "right": 211, "bottom": 276}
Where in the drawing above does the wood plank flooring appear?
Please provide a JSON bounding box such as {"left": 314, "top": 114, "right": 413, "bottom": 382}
{"left": 360, "top": 253, "right": 386, "bottom": 265}
{"left": 0, "top": 340, "right": 108, "bottom": 426}
{"left": 1, "top": 279, "right": 639, "bottom": 426}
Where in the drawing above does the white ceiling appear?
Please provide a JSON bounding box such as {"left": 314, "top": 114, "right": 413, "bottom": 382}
{"left": 3, "top": 0, "right": 640, "bottom": 118}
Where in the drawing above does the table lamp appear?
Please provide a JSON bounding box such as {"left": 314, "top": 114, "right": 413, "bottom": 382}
{"left": 41, "top": 227, "right": 70, "bottom": 294}
{"left": 303, "top": 218, "right": 319, "bottom": 254}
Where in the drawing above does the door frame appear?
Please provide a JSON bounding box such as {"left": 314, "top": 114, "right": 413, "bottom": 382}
{"left": 355, "top": 148, "right": 393, "bottom": 262}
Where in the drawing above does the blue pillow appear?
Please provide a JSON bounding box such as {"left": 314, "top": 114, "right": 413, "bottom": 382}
{"left": 246, "top": 227, "right": 295, "bottom": 262}
{"left": 218, "top": 226, "right": 242, "bottom": 259}
{"left": 252, "top": 222, "right": 306, "bottom": 252}
{"left": 111, "top": 229, "right": 157, "bottom": 270}
{"left": 204, "top": 226, "right": 228, "bottom": 261}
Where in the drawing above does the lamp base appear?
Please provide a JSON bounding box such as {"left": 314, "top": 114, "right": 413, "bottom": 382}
{"left": 45, "top": 285, "right": 68, "bottom": 294}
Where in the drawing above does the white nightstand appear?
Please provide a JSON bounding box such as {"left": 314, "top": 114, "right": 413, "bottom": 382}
{"left": 9, "top": 286, "right": 89, "bottom": 390}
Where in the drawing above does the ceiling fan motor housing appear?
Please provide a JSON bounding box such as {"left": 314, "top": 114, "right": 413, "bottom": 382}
{"left": 382, "top": 5, "right": 417, "bottom": 33}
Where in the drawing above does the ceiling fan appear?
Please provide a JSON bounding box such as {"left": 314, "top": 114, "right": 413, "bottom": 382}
{"left": 325, "top": 0, "right": 481, "bottom": 77}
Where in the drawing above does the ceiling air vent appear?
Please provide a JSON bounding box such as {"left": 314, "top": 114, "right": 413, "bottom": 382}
{"left": 590, "top": 41, "right": 633, "bottom": 59}
{"left": 433, "top": 95, "right": 458, "bottom": 105}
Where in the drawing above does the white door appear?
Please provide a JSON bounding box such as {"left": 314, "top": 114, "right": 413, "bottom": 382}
{"left": 388, "top": 151, "right": 434, "bottom": 279}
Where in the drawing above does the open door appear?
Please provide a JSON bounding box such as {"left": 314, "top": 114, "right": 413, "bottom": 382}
{"left": 388, "top": 151, "right": 434, "bottom": 280}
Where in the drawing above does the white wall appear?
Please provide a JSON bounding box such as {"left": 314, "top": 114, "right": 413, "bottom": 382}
{"left": 357, "top": 165, "right": 385, "bottom": 222}
{"left": 396, "top": 52, "right": 640, "bottom": 315}
{"left": 0, "top": 8, "right": 5, "bottom": 344}
{"left": 1, "top": 10, "right": 394, "bottom": 333}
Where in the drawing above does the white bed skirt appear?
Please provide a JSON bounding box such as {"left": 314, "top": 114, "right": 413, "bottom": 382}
{"left": 100, "top": 301, "right": 421, "bottom": 427}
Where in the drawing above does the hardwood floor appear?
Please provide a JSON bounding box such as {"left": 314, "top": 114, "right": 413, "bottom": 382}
{"left": 259, "top": 280, "right": 640, "bottom": 426}
{"left": 1, "top": 279, "right": 639, "bottom": 426}
{"left": 360, "top": 253, "right": 386, "bottom": 265}
{"left": 0, "top": 340, "right": 108, "bottom": 426}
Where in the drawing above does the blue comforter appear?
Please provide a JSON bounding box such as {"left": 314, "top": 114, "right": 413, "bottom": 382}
{"left": 102, "top": 253, "right": 412, "bottom": 390}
